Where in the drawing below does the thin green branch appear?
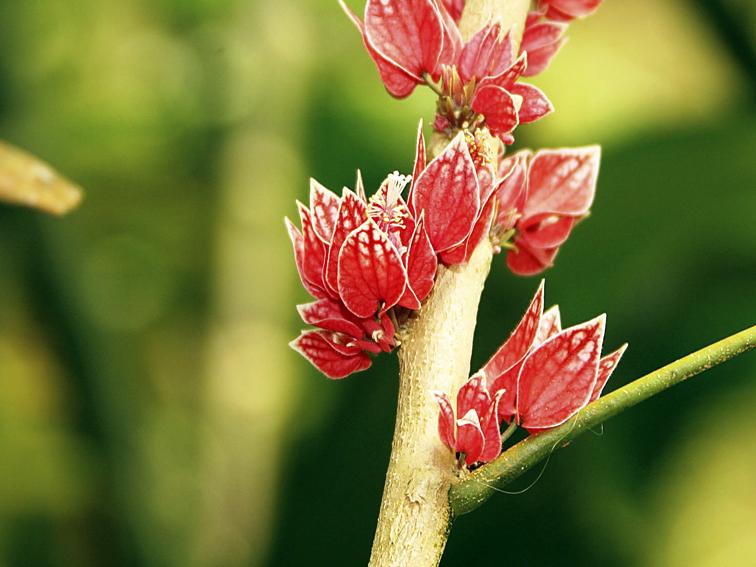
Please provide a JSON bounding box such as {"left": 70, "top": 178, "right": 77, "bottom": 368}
{"left": 422, "top": 72, "right": 443, "bottom": 96}
{"left": 450, "top": 325, "right": 756, "bottom": 517}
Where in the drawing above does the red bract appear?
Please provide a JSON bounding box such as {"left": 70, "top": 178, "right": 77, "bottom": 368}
{"left": 494, "top": 146, "right": 600, "bottom": 276}
{"left": 340, "top": 0, "right": 461, "bottom": 98}
{"left": 438, "top": 282, "right": 626, "bottom": 456}
{"left": 435, "top": 375, "right": 505, "bottom": 465}
{"left": 539, "top": 0, "right": 602, "bottom": 22}
{"left": 411, "top": 129, "right": 518, "bottom": 265}
{"left": 520, "top": 11, "right": 567, "bottom": 77}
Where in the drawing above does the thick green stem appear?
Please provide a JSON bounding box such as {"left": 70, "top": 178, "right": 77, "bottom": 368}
{"left": 450, "top": 325, "right": 756, "bottom": 516}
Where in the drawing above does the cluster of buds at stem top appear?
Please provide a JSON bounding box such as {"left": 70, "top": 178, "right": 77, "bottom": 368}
{"left": 288, "top": 122, "right": 601, "bottom": 379}
{"left": 436, "top": 281, "right": 626, "bottom": 467}
{"left": 341, "top": 0, "right": 601, "bottom": 145}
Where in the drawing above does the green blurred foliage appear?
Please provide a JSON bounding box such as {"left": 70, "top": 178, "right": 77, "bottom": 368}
{"left": 0, "top": 1, "right": 754, "bottom": 566}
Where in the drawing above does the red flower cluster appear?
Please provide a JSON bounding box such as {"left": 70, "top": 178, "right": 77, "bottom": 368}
{"left": 289, "top": 125, "right": 505, "bottom": 378}
{"left": 341, "top": 0, "right": 602, "bottom": 145}
{"left": 289, "top": 123, "right": 602, "bottom": 379}
{"left": 436, "top": 282, "right": 626, "bottom": 466}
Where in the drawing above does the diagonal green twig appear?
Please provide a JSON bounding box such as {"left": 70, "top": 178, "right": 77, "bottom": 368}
{"left": 450, "top": 325, "right": 756, "bottom": 517}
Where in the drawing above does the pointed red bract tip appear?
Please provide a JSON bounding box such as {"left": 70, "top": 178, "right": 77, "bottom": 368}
{"left": 591, "top": 343, "right": 628, "bottom": 401}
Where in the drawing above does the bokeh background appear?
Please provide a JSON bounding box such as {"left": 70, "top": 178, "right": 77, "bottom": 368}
{"left": 0, "top": 0, "right": 755, "bottom": 565}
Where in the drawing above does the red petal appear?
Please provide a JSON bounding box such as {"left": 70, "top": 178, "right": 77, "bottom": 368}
{"left": 519, "top": 213, "right": 575, "bottom": 249}
{"left": 286, "top": 217, "right": 328, "bottom": 299}
{"left": 411, "top": 132, "right": 480, "bottom": 252}
{"left": 440, "top": 193, "right": 497, "bottom": 265}
{"left": 434, "top": 392, "right": 457, "bottom": 451}
{"left": 471, "top": 85, "right": 520, "bottom": 137}
{"left": 337, "top": 220, "right": 408, "bottom": 318}
{"left": 536, "top": 304, "right": 562, "bottom": 344}
{"left": 483, "top": 280, "right": 544, "bottom": 382}
{"left": 506, "top": 242, "right": 559, "bottom": 276}
{"left": 543, "top": 0, "right": 602, "bottom": 20}
{"left": 457, "top": 410, "right": 485, "bottom": 465}
{"left": 495, "top": 152, "right": 529, "bottom": 230}
{"left": 510, "top": 83, "right": 554, "bottom": 124}
{"left": 437, "top": 2, "right": 463, "bottom": 71}
{"left": 310, "top": 179, "right": 340, "bottom": 243}
{"left": 456, "top": 374, "right": 492, "bottom": 418}
{"left": 440, "top": 0, "right": 464, "bottom": 22}
{"left": 297, "top": 298, "right": 365, "bottom": 339}
{"left": 520, "top": 20, "right": 567, "bottom": 76}
{"left": 591, "top": 343, "right": 627, "bottom": 401}
{"left": 325, "top": 188, "right": 367, "bottom": 292}
{"left": 407, "top": 120, "right": 426, "bottom": 211}
{"left": 479, "top": 390, "right": 505, "bottom": 463}
{"left": 400, "top": 212, "right": 437, "bottom": 307}
{"left": 340, "top": 0, "right": 420, "bottom": 98}
{"left": 458, "top": 23, "right": 514, "bottom": 83}
{"left": 524, "top": 146, "right": 601, "bottom": 218}
{"left": 516, "top": 315, "right": 606, "bottom": 429}
{"left": 291, "top": 331, "right": 372, "bottom": 379}
{"left": 479, "top": 52, "right": 527, "bottom": 90}
{"left": 364, "top": 0, "right": 445, "bottom": 79}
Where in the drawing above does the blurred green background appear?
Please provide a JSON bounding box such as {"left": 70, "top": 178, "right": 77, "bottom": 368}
{"left": 0, "top": 0, "right": 754, "bottom": 565}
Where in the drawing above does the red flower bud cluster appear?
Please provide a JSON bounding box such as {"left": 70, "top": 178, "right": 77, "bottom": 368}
{"left": 436, "top": 282, "right": 626, "bottom": 466}
{"left": 341, "top": 0, "right": 600, "bottom": 145}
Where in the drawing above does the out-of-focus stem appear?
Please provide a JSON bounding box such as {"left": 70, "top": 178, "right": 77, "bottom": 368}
{"left": 367, "top": 2, "right": 531, "bottom": 566}
{"left": 450, "top": 325, "right": 756, "bottom": 516}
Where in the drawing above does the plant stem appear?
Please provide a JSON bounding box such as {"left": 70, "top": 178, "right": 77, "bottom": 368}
{"left": 368, "top": 239, "right": 493, "bottom": 567}
{"left": 450, "top": 325, "right": 756, "bottom": 517}
{"left": 367, "top": 2, "right": 531, "bottom": 565}
{"left": 423, "top": 73, "right": 443, "bottom": 96}
{"left": 500, "top": 420, "right": 518, "bottom": 444}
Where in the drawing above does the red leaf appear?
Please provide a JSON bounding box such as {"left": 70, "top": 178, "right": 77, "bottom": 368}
{"left": 520, "top": 20, "right": 566, "bottom": 76}
{"left": 495, "top": 152, "right": 529, "bottom": 230}
{"left": 471, "top": 85, "right": 520, "bottom": 137}
{"left": 479, "top": 52, "right": 527, "bottom": 90}
{"left": 510, "top": 83, "right": 554, "bottom": 124}
{"left": 458, "top": 23, "right": 514, "bottom": 83}
{"left": 516, "top": 315, "right": 605, "bottom": 430}
{"left": 437, "top": 2, "right": 463, "bottom": 71}
{"left": 399, "top": 212, "right": 437, "bottom": 308}
{"left": 457, "top": 374, "right": 492, "bottom": 418}
{"left": 506, "top": 242, "right": 559, "bottom": 276}
{"left": 337, "top": 219, "right": 408, "bottom": 318}
{"left": 440, "top": 194, "right": 496, "bottom": 265}
{"left": 519, "top": 213, "right": 575, "bottom": 249}
{"left": 286, "top": 217, "right": 327, "bottom": 299}
{"left": 457, "top": 410, "right": 485, "bottom": 465}
{"left": 297, "top": 298, "right": 365, "bottom": 339}
{"left": 483, "top": 281, "right": 544, "bottom": 381}
{"left": 434, "top": 392, "right": 457, "bottom": 451}
{"left": 412, "top": 132, "right": 480, "bottom": 252}
{"left": 309, "top": 178, "right": 340, "bottom": 243}
{"left": 440, "top": 0, "right": 464, "bottom": 22}
{"left": 291, "top": 331, "right": 372, "bottom": 379}
{"left": 407, "top": 120, "right": 426, "bottom": 210}
{"left": 542, "top": 0, "right": 602, "bottom": 21}
{"left": 364, "top": 0, "right": 445, "bottom": 80}
{"left": 591, "top": 343, "right": 627, "bottom": 401}
{"left": 536, "top": 304, "right": 562, "bottom": 344}
{"left": 479, "top": 390, "right": 505, "bottom": 463}
{"left": 340, "top": 0, "right": 419, "bottom": 98}
{"left": 525, "top": 146, "right": 600, "bottom": 217}
{"left": 325, "top": 188, "right": 367, "bottom": 292}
